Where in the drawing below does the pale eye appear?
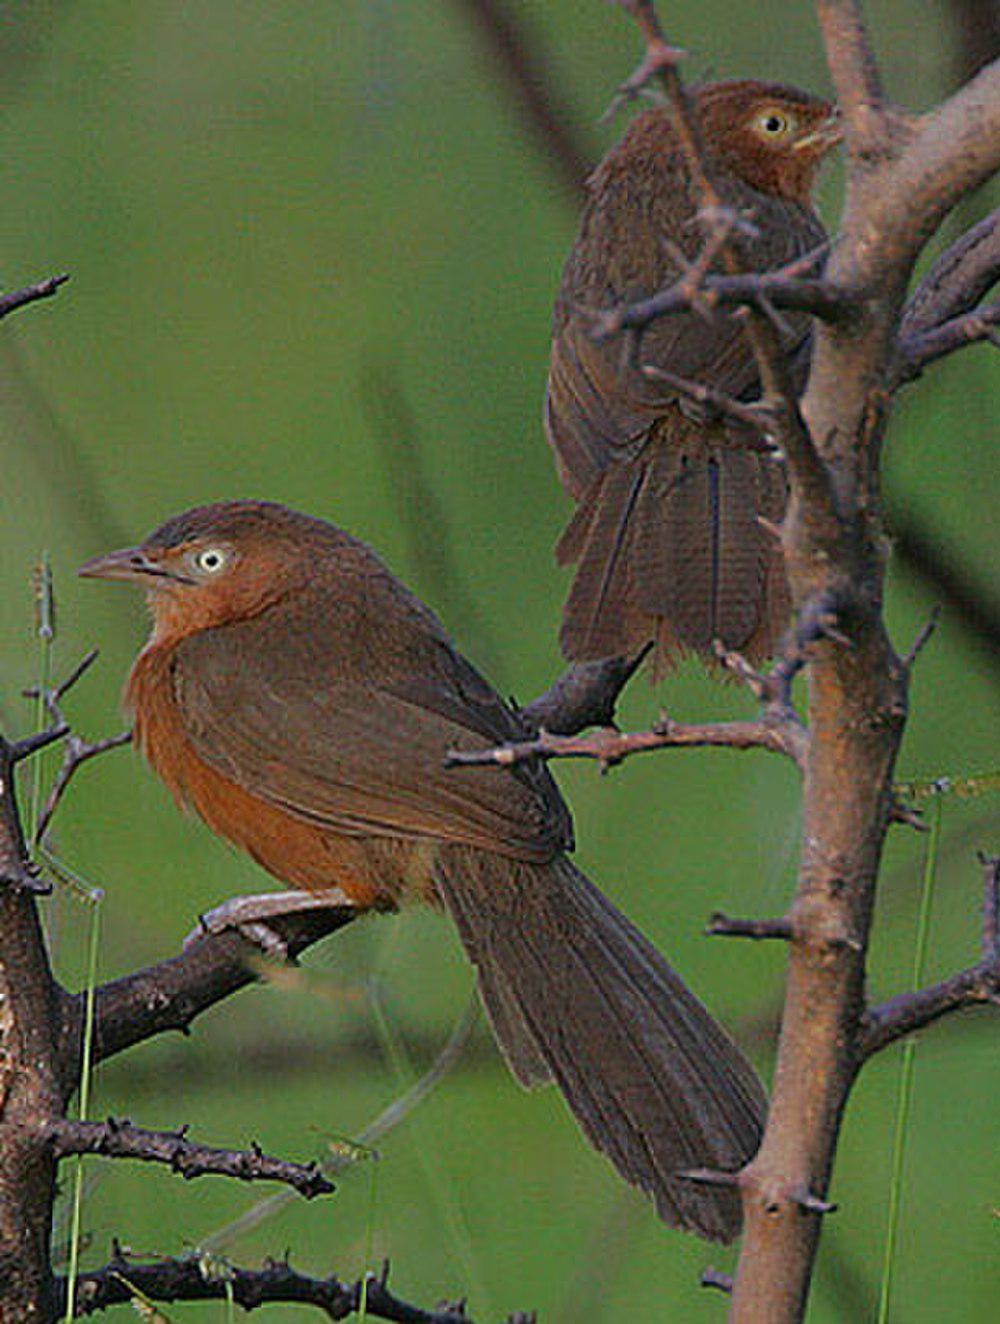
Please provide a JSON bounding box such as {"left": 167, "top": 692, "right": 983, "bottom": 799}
{"left": 192, "top": 547, "right": 228, "bottom": 575}
{"left": 757, "top": 109, "right": 794, "bottom": 138}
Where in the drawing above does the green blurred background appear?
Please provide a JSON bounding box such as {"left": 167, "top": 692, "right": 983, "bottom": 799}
{"left": 1, "top": 2, "right": 997, "bottom": 1319}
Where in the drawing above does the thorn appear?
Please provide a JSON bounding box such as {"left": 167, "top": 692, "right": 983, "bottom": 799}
{"left": 706, "top": 912, "right": 794, "bottom": 940}
{"left": 794, "top": 1188, "right": 838, "bottom": 1215}
{"left": 700, "top": 1267, "right": 734, "bottom": 1294}
{"left": 904, "top": 606, "right": 940, "bottom": 668}
{"left": 676, "top": 1166, "right": 742, "bottom": 1189}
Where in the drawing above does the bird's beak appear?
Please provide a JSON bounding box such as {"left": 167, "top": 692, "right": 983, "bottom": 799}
{"left": 78, "top": 546, "right": 188, "bottom": 585}
{"left": 794, "top": 109, "right": 843, "bottom": 153}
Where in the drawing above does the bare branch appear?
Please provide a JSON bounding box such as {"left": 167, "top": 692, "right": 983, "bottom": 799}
{"left": 66, "top": 1251, "right": 477, "bottom": 1322}
{"left": 707, "top": 913, "right": 794, "bottom": 941}
{"left": 700, "top": 1267, "right": 734, "bottom": 1295}
{"left": 814, "top": 0, "right": 885, "bottom": 129}
{"left": 858, "top": 855, "right": 1000, "bottom": 1059}
{"left": 56, "top": 904, "right": 357, "bottom": 1093}
{"left": 885, "top": 500, "right": 1000, "bottom": 666}
{"left": 450, "top": 0, "right": 590, "bottom": 202}
{"left": 899, "top": 207, "right": 1000, "bottom": 338}
{"left": 518, "top": 650, "right": 649, "bottom": 735}
{"left": 0, "top": 274, "right": 69, "bottom": 322}
{"left": 447, "top": 710, "right": 807, "bottom": 775}
{"left": 48, "top": 1117, "right": 334, "bottom": 1198}
{"left": 893, "top": 301, "right": 1000, "bottom": 385}
{"left": 593, "top": 270, "right": 849, "bottom": 340}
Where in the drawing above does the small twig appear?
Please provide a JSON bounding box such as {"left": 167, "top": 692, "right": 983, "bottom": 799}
{"left": 592, "top": 271, "right": 849, "bottom": 342}
{"left": 700, "top": 1268, "right": 734, "bottom": 1294}
{"left": 34, "top": 729, "right": 131, "bottom": 846}
{"left": 640, "top": 362, "right": 778, "bottom": 440}
{"left": 48, "top": 1117, "right": 335, "bottom": 1198}
{"left": 446, "top": 711, "right": 807, "bottom": 777}
{"left": 676, "top": 1167, "right": 742, "bottom": 1189}
{"left": 23, "top": 651, "right": 132, "bottom": 843}
{"left": 707, "top": 913, "right": 794, "bottom": 941}
{"left": 903, "top": 608, "right": 941, "bottom": 669}
{"left": 6, "top": 725, "right": 70, "bottom": 766}
{"left": 0, "top": 273, "right": 69, "bottom": 321}
{"left": 858, "top": 855, "right": 1000, "bottom": 1060}
{"left": 65, "top": 1250, "right": 476, "bottom": 1321}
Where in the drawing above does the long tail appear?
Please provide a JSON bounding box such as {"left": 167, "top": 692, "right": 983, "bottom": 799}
{"left": 557, "top": 423, "right": 789, "bottom": 667}
{"left": 435, "top": 848, "right": 766, "bottom": 1242}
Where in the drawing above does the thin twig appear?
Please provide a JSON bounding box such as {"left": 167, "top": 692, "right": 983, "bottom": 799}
{"left": 447, "top": 711, "right": 807, "bottom": 775}
{"left": 47, "top": 1118, "right": 335, "bottom": 1198}
{"left": 593, "top": 271, "right": 848, "bottom": 340}
{"left": 23, "top": 650, "right": 132, "bottom": 844}
{"left": 0, "top": 274, "right": 69, "bottom": 321}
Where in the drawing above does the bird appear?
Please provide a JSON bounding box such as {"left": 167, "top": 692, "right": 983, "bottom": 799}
{"left": 80, "top": 499, "right": 765, "bottom": 1242}
{"left": 546, "top": 79, "right": 841, "bottom": 669}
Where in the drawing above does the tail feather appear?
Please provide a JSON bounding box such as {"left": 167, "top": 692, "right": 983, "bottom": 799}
{"left": 436, "top": 848, "right": 766, "bottom": 1242}
{"left": 557, "top": 421, "right": 790, "bottom": 666}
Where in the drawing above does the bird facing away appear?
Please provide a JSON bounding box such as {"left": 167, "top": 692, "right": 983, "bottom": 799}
{"left": 80, "top": 499, "right": 765, "bottom": 1242}
{"left": 547, "top": 80, "right": 840, "bottom": 669}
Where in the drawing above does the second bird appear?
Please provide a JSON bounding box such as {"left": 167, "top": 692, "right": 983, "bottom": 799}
{"left": 546, "top": 80, "right": 840, "bottom": 668}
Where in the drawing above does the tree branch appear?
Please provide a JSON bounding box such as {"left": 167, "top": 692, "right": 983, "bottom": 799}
{"left": 66, "top": 1251, "right": 477, "bottom": 1322}
{"left": 56, "top": 904, "right": 357, "bottom": 1094}
{"left": 47, "top": 1117, "right": 335, "bottom": 1198}
{"left": 898, "top": 207, "right": 1000, "bottom": 339}
{"left": 0, "top": 274, "right": 69, "bottom": 322}
{"left": 592, "top": 268, "right": 850, "bottom": 340}
{"left": 893, "top": 301, "right": 1000, "bottom": 384}
{"left": 449, "top": 0, "right": 590, "bottom": 203}
{"left": 518, "top": 650, "right": 649, "bottom": 735}
{"left": 858, "top": 855, "right": 1000, "bottom": 1059}
{"left": 447, "top": 712, "right": 806, "bottom": 775}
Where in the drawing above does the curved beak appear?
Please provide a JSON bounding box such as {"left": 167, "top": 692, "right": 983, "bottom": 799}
{"left": 78, "top": 546, "right": 189, "bottom": 586}
{"left": 794, "top": 108, "right": 843, "bottom": 153}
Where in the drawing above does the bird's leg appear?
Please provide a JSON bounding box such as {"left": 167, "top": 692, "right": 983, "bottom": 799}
{"left": 183, "top": 888, "right": 356, "bottom": 957}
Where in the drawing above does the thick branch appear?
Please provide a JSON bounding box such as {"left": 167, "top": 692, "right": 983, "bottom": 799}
{"left": 66, "top": 1253, "right": 475, "bottom": 1322}
{"left": 518, "top": 650, "right": 648, "bottom": 735}
{"left": 57, "top": 904, "right": 357, "bottom": 1093}
{"left": 48, "top": 1117, "right": 334, "bottom": 1198}
{"left": 0, "top": 734, "right": 64, "bottom": 1317}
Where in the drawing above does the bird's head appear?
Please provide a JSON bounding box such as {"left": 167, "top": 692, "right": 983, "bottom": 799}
{"left": 695, "top": 80, "right": 841, "bottom": 205}
{"left": 79, "top": 500, "right": 334, "bottom": 642}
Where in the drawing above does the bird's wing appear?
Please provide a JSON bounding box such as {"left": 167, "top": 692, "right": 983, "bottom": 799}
{"left": 170, "top": 602, "right": 573, "bottom": 863}
{"left": 547, "top": 184, "right": 826, "bottom": 498}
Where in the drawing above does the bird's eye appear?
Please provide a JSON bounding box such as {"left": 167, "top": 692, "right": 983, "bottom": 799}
{"left": 756, "top": 109, "right": 794, "bottom": 138}
{"left": 192, "top": 547, "right": 229, "bottom": 575}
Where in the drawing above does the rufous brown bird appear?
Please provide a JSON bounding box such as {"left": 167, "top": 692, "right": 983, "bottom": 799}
{"left": 81, "top": 500, "right": 765, "bottom": 1241}
{"left": 547, "top": 80, "right": 840, "bottom": 667}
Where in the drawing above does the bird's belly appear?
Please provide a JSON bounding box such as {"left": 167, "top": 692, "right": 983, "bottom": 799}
{"left": 142, "top": 716, "right": 431, "bottom": 908}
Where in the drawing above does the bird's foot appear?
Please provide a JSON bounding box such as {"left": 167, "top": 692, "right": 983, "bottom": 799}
{"left": 183, "top": 888, "right": 356, "bottom": 957}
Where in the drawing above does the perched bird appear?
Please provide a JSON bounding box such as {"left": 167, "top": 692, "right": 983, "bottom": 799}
{"left": 547, "top": 80, "right": 841, "bottom": 668}
{"left": 81, "top": 500, "right": 765, "bottom": 1241}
